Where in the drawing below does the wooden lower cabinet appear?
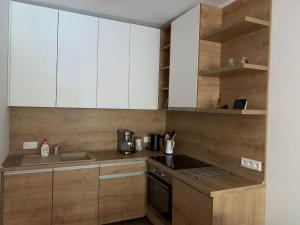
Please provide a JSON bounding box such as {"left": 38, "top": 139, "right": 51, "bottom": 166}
{"left": 3, "top": 169, "right": 53, "bottom": 225}
{"left": 52, "top": 165, "right": 99, "bottom": 225}
{"left": 173, "top": 179, "right": 212, "bottom": 225}
{"left": 99, "top": 161, "right": 146, "bottom": 224}
{"left": 173, "top": 179, "right": 265, "bottom": 225}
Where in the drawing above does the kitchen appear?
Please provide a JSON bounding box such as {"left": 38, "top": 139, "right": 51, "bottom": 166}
{"left": 0, "top": 0, "right": 299, "bottom": 225}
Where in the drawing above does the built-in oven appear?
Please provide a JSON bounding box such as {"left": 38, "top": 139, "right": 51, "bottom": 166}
{"left": 147, "top": 163, "right": 173, "bottom": 225}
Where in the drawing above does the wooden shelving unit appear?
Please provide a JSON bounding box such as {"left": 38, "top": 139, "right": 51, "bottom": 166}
{"left": 197, "top": 108, "right": 266, "bottom": 115}
{"left": 158, "top": 24, "right": 171, "bottom": 109}
{"left": 199, "top": 63, "right": 268, "bottom": 77}
{"left": 200, "top": 16, "right": 270, "bottom": 43}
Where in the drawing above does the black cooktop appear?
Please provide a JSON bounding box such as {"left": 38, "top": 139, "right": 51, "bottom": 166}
{"left": 151, "top": 155, "right": 211, "bottom": 170}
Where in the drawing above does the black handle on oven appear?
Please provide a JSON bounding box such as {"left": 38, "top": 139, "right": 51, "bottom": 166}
{"left": 147, "top": 173, "right": 170, "bottom": 190}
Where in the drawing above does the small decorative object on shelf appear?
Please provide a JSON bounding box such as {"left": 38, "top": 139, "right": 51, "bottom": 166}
{"left": 164, "top": 98, "right": 169, "bottom": 109}
{"left": 240, "top": 56, "right": 249, "bottom": 64}
{"left": 233, "top": 99, "right": 248, "bottom": 110}
{"left": 228, "top": 57, "right": 235, "bottom": 66}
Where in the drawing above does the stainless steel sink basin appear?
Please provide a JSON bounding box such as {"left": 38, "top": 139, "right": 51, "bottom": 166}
{"left": 21, "top": 152, "right": 96, "bottom": 166}
{"left": 59, "top": 152, "right": 96, "bottom": 162}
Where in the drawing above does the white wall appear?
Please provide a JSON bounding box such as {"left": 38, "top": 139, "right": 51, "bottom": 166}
{"left": 0, "top": 0, "right": 10, "bottom": 164}
{"left": 266, "top": 0, "right": 300, "bottom": 224}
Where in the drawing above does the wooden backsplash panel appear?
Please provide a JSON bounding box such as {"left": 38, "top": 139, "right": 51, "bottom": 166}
{"left": 220, "top": 72, "right": 268, "bottom": 110}
{"left": 10, "top": 107, "right": 166, "bottom": 155}
{"left": 166, "top": 111, "right": 266, "bottom": 183}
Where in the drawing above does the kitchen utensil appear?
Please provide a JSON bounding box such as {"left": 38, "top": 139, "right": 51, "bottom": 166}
{"left": 165, "top": 139, "right": 175, "bottom": 155}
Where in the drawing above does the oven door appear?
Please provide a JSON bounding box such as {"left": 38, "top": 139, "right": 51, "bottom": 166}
{"left": 147, "top": 172, "right": 172, "bottom": 224}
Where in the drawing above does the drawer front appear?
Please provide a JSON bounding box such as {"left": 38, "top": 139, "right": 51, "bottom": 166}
{"left": 3, "top": 169, "right": 53, "bottom": 225}
{"left": 173, "top": 179, "right": 212, "bottom": 225}
{"left": 100, "top": 161, "right": 146, "bottom": 176}
{"left": 99, "top": 174, "right": 146, "bottom": 224}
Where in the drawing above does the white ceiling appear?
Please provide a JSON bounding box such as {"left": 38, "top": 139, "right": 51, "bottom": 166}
{"left": 18, "top": 0, "right": 235, "bottom": 28}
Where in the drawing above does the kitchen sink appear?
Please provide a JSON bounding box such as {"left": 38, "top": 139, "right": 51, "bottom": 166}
{"left": 59, "top": 152, "right": 96, "bottom": 162}
{"left": 21, "top": 152, "right": 96, "bottom": 166}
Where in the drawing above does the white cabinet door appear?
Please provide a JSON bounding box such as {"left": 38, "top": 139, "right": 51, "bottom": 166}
{"left": 98, "top": 19, "right": 130, "bottom": 109}
{"left": 9, "top": 2, "right": 58, "bottom": 107}
{"left": 169, "top": 5, "right": 200, "bottom": 109}
{"left": 57, "top": 11, "right": 98, "bottom": 108}
{"left": 129, "top": 25, "right": 160, "bottom": 110}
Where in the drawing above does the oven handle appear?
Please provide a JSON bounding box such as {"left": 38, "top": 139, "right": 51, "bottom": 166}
{"left": 147, "top": 173, "right": 170, "bottom": 190}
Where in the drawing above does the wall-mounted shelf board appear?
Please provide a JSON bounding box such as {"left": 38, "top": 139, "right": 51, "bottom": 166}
{"left": 161, "top": 66, "right": 170, "bottom": 70}
{"left": 161, "top": 44, "right": 170, "bottom": 50}
{"left": 197, "top": 108, "right": 266, "bottom": 115}
{"left": 199, "top": 63, "right": 268, "bottom": 77}
{"left": 200, "top": 16, "right": 270, "bottom": 43}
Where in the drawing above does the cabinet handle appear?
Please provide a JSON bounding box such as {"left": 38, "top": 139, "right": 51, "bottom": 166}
{"left": 4, "top": 168, "right": 53, "bottom": 176}
{"left": 99, "top": 172, "right": 144, "bottom": 180}
{"left": 54, "top": 164, "right": 99, "bottom": 171}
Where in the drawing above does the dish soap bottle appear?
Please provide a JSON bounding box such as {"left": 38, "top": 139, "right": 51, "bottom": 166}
{"left": 41, "top": 139, "right": 50, "bottom": 157}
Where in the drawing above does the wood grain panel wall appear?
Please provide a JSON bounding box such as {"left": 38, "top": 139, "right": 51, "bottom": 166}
{"left": 10, "top": 107, "right": 166, "bottom": 155}
{"left": 198, "top": 5, "right": 222, "bottom": 109}
{"left": 222, "top": 0, "right": 271, "bottom": 25}
{"left": 166, "top": 111, "right": 266, "bottom": 183}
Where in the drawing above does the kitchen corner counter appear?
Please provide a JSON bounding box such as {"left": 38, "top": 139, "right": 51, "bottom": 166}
{"left": 1, "top": 150, "right": 163, "bottom": 172}
{"left": 148, "top": 158, "right": 265, "bottom": 198}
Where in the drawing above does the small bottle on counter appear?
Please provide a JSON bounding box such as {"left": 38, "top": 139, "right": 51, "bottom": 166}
{"left": 41, "top": 139, "right": 50, "bottom": 157}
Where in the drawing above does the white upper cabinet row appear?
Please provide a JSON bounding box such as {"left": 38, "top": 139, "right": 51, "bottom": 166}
{"left": 8, "top": 1, "right": 160, "bottom": 110}
{"left": 169, "top": 5, "right": 200, "bottom": 109}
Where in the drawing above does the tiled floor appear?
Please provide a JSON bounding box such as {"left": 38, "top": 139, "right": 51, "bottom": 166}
{"left": 109, "top": 218, "right": 153, "bottom": 225}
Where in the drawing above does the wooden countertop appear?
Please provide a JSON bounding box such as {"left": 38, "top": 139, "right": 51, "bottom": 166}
{"left": 1, "top": 150, "right": 163, "bottom": 172}
{"left": 148, "top": 158, "right": 264, "bottom": 197}
{"left": 1, "top": 150, "right": 264, "bottom": 197}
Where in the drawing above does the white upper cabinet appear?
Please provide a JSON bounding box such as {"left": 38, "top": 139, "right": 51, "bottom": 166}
{"left": 169, "top": 5, "right": 200, "bottom": 109}
{"left": 129, "top": 25, "right": 160, "bottom": 110}
{"left": 57, "top": 11, "right": 98, "bottom": 108}
{"left": 98, "top": 19, "right": 130, "bottom": 109}
{"left": 9, "top": 1, "right": 58, "bottom": 107}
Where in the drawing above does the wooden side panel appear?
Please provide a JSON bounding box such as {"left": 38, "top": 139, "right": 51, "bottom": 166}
{"left": 9, "top": 107, "right": 166, "bottom": 155}
{"left": 213, "top": 187, "right": 265, "bottom": 225}
{"left": 53, "top": 168, "right": 99, "bottom": 225}
{"left": 99, "top": 175, "right": 146, "bottom": 224}
{"left": 173, "top": 179, "right": 212, "bottom": 225}
{"left": 166, "top": 111, "right": 266, "bottom": 183}
{"left": 3, "top": 172, "right": 52, "bottom": 225}
{"left": 198, "top": 5, "right": 222, "bottom": 109}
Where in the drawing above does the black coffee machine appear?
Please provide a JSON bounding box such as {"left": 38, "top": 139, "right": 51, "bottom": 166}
{"left": 149, "top": 133, "right": 164, "bottom": 152}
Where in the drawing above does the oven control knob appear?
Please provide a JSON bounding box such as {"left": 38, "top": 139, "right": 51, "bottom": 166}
{"left": 160, "top": 172, "right": 166, "bottom": 177}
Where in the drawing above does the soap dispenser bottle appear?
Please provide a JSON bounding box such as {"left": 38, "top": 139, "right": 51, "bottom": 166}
{"left": 41, "top": 139, "right": 50, "bottom": 157}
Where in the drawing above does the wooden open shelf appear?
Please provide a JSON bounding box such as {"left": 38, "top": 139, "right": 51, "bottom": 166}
{"left": 197, "top": 108, "right": 266, "bottom": 115}
{"left": 160, "top": 87, "right": 169, "bottom": 91}
{"left": 199, "top": 63, "right": 268, "bottom": 77}
{"left": 161, "top": 65, "right": 170, "bottom": 71}
{"left": 200, "top": 16, "right": 270, "bottom": 43}
{"left": 161, "top": 44, "right": 170, "bottom": 50}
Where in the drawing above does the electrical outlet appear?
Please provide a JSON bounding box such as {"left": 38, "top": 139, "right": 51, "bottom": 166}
{"left": 23, "top": 142, "right": 38, "bottom": 150}
{"left": 241, "top": 157, "right": 262, "bottom": 172}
